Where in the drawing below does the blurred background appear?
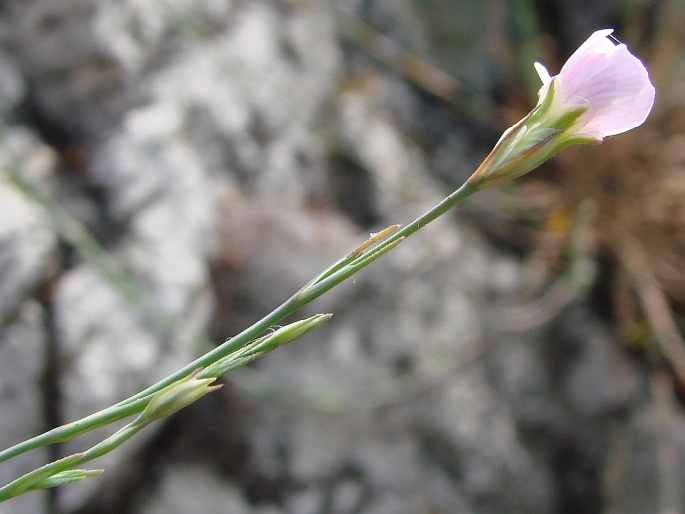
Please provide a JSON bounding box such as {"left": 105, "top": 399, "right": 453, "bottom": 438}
{"left": 1, "top": 0, "right": 684, "bottom": 513}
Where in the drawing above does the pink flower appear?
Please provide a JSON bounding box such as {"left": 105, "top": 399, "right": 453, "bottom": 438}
{"left": 534, "top": 28, "right": 655, "bottom": 140}
{"left": 467, "top": 28, "right": 656, "bottom": 190}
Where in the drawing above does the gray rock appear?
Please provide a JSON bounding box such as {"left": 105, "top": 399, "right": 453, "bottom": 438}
{"left": 26, "top": 0, "right": 341, "bottom": 510}
{"left": 0, "top": 301, "right": 50, "bottom": 514}
{"left": 0, "top": 52, "right": 25, "bottom": 116}
{"left": 141, "top": 464, "right": 253, "bottom": 514}
{"left": 0, "top": 127, "right": 57, "bottom": 327}
{"left": 0, "top": 1, "right": 681, "bottom": 514}
{"left": 0, "top": 88, "right": 56, "bottom": 514}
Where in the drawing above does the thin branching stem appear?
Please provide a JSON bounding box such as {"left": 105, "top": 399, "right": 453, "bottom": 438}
{"left": 0, "top": 176, "right": 477, "bottom": 499}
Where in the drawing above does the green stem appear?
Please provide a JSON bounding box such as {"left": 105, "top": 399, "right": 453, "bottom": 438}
{"left": 0, "top": 454, "right": 86, "bottom": 502}
{"left": 372, "top": 181, "right": 476, "bottom": 248}
{"left": 0, "top": 180, "right": 477, "bottom": 469}
{"left": 0, "top": 418, "right": 154, "bottom": 501}
{"left": 346, "top": 181, "right": 476, "bottom": 268}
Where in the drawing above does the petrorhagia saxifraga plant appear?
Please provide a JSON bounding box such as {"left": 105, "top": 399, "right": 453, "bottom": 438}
{"left": 0, "top": 29, "right": 655, "bottom": 501}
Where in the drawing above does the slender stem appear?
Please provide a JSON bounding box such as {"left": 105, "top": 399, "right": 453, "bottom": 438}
{"left": 371, "top": 181, "right": 476, "bottom": 250}
{"left": 302, "top": 180, "right": 477, "bottom": 298}
{"left": 0, "top": 300, "right": 294, "bottom": 464}
{"left": 0, "top": 453, "right": 86, "bottom": 502}
{"left": 0, "top": 417, "right": 154, "bottom": 501}
{"left": 0, "top": 179, "right": 477, "bottom": 469}
{"left": 105, "top": 182, "right": 477, "bottom": 403}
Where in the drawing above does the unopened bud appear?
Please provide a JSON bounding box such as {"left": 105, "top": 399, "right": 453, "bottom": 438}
{"left": 27, "top": 469, "right": 104, "bottom": 491}
{"left": 205, "top": 314, "right": 333, "bottom": 377}
{"left": 261, "top": 313, "right": 333, "bottom": 350}
{"left": 139, "top": 369, "right": 221, "bottom": 422}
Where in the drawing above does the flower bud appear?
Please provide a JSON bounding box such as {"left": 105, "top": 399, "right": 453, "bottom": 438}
{"left": 259, "top": 313, "right": 333, "bottom": 350}
{"left": 204, "top": 313, "right": 333, "bottom": 377}
{"left": 139, "top": 369, "right": 221, "bottom": 422}
{"left": 27, "top": 469, "right": 104, "bottom": 491}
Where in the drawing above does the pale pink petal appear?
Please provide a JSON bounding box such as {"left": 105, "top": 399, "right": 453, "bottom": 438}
{"left": 546, "top": 28, "right": 655, "bottom": 138}
{"left": 560, "top": 29, "right": 616, "bottom": 76}
{"left": 559, "top": 51, "right": 610, "bottom": 99}
{"left": 580, "top": 79, "right": 655, "bottom": 136}
{"left": 577, "top": 47, "right": 649, "bottom": 106}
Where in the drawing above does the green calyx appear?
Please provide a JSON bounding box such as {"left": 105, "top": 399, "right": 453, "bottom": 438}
{"left": 466, "top": 77, "right": 598, "bottom": 190}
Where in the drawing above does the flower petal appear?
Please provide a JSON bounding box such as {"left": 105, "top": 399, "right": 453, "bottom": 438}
{"left": 580, "top": 78, "right": 655, "bottom": 136}
{"left": 559, "top": 51, "right": 610, "bottom": 100}
{"left": 574, "top": 46, "right": 648, "bottom": 107}
{"left": 551, "top": 28, "right": 656, "bottom": 137}
{"left": 559, "top": 28, "right": 617, "bottom": 78}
